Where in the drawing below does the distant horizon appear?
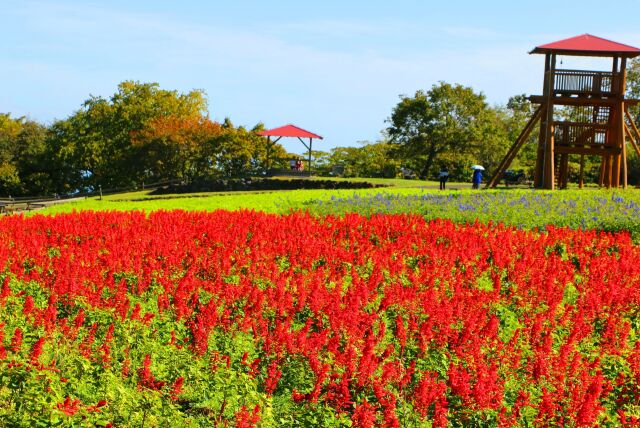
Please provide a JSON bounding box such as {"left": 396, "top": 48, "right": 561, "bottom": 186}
{"left": 2, "top": 0, "right": 640, "bottom": 154}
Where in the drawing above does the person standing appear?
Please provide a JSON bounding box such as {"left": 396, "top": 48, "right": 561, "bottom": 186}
{"left": 472, "top": 169, "right": 483, "bottom": 189}
{"left": 438, "top": 166, "right": 449, "bottom": 190}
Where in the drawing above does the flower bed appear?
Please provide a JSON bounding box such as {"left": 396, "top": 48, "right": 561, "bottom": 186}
{"left": 0, "top": 211, "right": 639, "bottom": 426}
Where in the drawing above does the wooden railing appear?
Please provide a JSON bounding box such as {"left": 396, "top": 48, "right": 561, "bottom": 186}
{"left": 553, "top": 70, "right": 614, "bottom": 96}
{"left": 559, "top": 105, "right": 611, "bottom": 124}
{"left": 554, "top": 122, "right": 609, "bottom": 147}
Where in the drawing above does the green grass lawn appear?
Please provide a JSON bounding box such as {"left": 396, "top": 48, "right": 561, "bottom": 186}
{"left": 38, "top": 178, "right": 459, "bottom": 215}
{"left": 32, "top": 177, "right": 640, "bottom": 240}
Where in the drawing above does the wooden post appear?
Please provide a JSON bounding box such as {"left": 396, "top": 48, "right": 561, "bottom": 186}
{"left": 611, "top": 140, "right": 620, "bottom": 188}
{"left": 607, "top": 56, "right": 619, "bottom": 188}
{"left": 559, "top": 153, "right": 569, "bottom": 189}
{"left": 535, "top": 54, "right": 552, "bottom": 188}
{"left": 266, "top": 136, "right": 271, "bottom": 171}
{"left": 622, "top": 131, "right": 628, "bottom": 189}
{"left": 541, "top": 54, "right": 557, "bottom": 189}
{"left": 619, "top": 57, "right": 627, "bottom": 188}
{"left": 308, "top": 138, "right": 313, "bottom": 175}
{"left": 625, "top": 122, "right": 640, "bottom": 157}
{"left": 626, "top": 108, "right": 640, "bottom": 149}
{"left": 612, "top": 56, "right": 619, "bottom": 95}
{"left": 579, "top": 155, "right": 585, "bottom": 189}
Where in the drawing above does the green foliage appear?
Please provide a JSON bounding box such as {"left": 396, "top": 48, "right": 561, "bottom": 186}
{"left": 46, "top": 81, "right": 209, "bottom": 191}
{"left": 387, "top": 82, "right": 512, "bottom": 181}
{"left": 34, "top": 180, "right": 640, "bottom": 245}
{"left": 34, "top": 82, "right": 287, "bottom": 196}
{"left": 323, "top": 141, "right": 400, "bottom": 178}
{"left": 0, "top": 113, "right": 49, "bottom": 196}
{"left": 627, "top": 58, "right": 640, "bottom": 123}
{"left": 0, "top": 280, "right": 268, "bottom": 427}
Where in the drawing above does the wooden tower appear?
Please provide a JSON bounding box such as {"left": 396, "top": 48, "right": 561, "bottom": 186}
{"left": 487, "top": 34, "right": 640, "bottom": 189}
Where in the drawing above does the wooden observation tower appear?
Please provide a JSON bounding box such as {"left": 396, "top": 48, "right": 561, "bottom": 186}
{"left": 487, "top": 34, "right": 640, "bottom": 189}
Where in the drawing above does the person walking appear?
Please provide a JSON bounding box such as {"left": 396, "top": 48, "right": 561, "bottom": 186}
{"left": 438, "top": 166, "right": 449, "bottom": 190}
{"left": 472, "top": 168, "right": 483, "bottom": 189}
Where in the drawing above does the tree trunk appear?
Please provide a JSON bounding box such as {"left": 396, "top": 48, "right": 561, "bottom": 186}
{"left": 421, "top": 146, "right": 438, "bottom": 179}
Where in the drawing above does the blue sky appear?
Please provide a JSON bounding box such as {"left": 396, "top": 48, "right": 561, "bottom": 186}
{"left": 1, "top": 0, "right": 639, "bottom": 154}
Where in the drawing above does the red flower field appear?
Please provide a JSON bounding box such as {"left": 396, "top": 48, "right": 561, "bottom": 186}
{"left": 0, "top": 211, "right": 639, "bottom": 426}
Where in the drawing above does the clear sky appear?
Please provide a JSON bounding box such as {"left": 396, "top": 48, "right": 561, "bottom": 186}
{"left": 1, "top": 0, "right": 639, "bottom": 154}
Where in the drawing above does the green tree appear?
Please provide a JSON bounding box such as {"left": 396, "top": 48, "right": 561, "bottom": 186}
{"left": 627, "top": 58, "right": 640, "bottom": 123}
{"left": 212, "top": 120, "right": 286, "bottom": 177}
{"left": 0, "top": 114, "right": 49, "bottom": 196}
{"left": 496, "top": 94, "right": 539, "bottom": 178}
{"left": 625, "top": 59, "right": 640, "bottom": 184}
{"left": 325, "top": 141, "right": 398, "bottom": 178}
{"left": 0, "top": 113, "right": 23, "bottom": 194}
{"left": 387, "top": 82, "right": 490, "bottom": 179}
{"left": 47, "top": 81, "right": 208, "bottom": 191}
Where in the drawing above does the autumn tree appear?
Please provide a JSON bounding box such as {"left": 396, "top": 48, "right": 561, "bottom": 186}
{"left": 47, "top": 81, "right": 208, "bottom": 191}
{"left": 132, "top": 116, "right": 224, "bottom": 182}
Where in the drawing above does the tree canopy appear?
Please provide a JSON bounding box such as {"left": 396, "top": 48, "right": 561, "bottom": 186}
{"left": 15, "top": 81, "right": 290, "bottom": 195}
{"left": 0, "top": 114, "right": 48, "bottom": 196}
{"left": 387, "top": 82, "right": 511, "bottom": 180}
{"left": 3, "top": 76, "right": 611, "bottom": 196}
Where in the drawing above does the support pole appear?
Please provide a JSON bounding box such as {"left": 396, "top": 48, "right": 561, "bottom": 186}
{"left": 618, "top": 57, "right": 627, "bottom": 188}
{"left": 578, "top": 155, "right": 585, "bottom": 189}
{"left": 308, "top": 138, "right": 313, "bottom": 175}
{"left": 486, "top": 106, "right": 543, "bottom": 188}
{"left": 624, "top": 120, "right": 640, "bottom": 157}
{"left": 612, "top": 150, "right": 621, "bottom": 188}
{"left": 623, "top": 130, "right": 628, "bottom": 189}
{"left": 559, "top": 154, "right": 569, "bottom": 189}
{"left": 625, "top": 108, "right": 640, "bottom": 150}
{"left": 266, "top": 136, "right": 271, "bottom": 172}
{"left": 542, "top": 54, "right": 557, "bottom": 189}
{"left": 535, "top": 54, "right": 552, "bottom": 188}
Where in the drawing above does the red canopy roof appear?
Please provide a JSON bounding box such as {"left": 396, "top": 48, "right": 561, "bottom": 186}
{"left": 531, "top": 34, "right": 640, "bottom": 57}
{"left": 258, "top": 124, "right": 323, "bottom": 139}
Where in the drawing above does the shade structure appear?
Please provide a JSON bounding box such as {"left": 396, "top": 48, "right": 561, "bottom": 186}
{"left": 257, "top": 124, "right": 323, "bottom": 173}
{"left": 257, "top": 124, "right": 323, "bottom": 140}
{"left": 530, "top": 34, "right": 640, "bottom": 57}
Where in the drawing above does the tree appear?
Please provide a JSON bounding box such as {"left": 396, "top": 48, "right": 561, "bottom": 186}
{"left": 627, "top": 58, "right": 640, "bottom": 123}
{"left": 497, "top": 95, "right": 539, "bottom": 177}
{"left": 132, "top": 116, "right": 224, "bottom": 182}
{"left": 469, "top": 107, "right": 511, "bottom": 177}
{"left": 47, "top": 81, "right": 208, "bottom": 191}
{"left": 0, "top": 114, "right": 49, "bottom": 196}
{"left": 0, "top": 114, "right": 23, "bottom": 194}
{"left": 211, "top": 120, "right": 285, "bottom": 178}
{"left": 625, "top": 58, "right": 640, "bottom": 185}
{"left": 387, "top": 82, "right": 489, "bottom": 179}
{"left": 328, "top": 141, "right": 398, "bottom": 178}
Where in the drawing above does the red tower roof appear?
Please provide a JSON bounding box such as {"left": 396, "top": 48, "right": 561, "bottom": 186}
{"left": 257, "top": 124, "right": 323, "bottom": 139}
{"left": 531, "top": 34, "right": 640, "bottom": 57}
